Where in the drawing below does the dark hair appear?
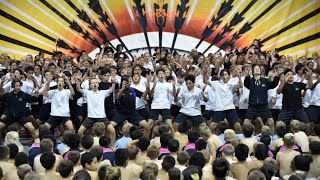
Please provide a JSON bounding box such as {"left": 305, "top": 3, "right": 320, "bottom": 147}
{"left": 260, "top": 164, "right": 276, "bottom": 180}
{"left": 65, "top": 133, "right": 80, "bottom": 149}
{"left": 276, "top": 126, "right": 287, "bottom": 138}
{"left": 68, "top": 151, "right": 80, "bottom": 165}
{"left": 219, "top": 69, "right": 230, "bottom": 77}
{"left": 309, "top": 141, "right": 320, "bottom": 155}
{"left": 40, "top": 152, "right": 56, "bottom": 170}
{"left": 158, "top": 125, "right": 170, "bottom": 134}
{"left": 25, "top": 66, "right": 34, "bottom": 73}
{"left": 99, "top": 136, "right": 111, "bottom": 148}
{"left": 178, "top": 123, "right": 189, "bottom": 133}
{"left": 195, "top": 139, "right": 207, "bottom": 151}
{"left": 217, "top": 122, "right": 229, "bottom": 134}
{"left": 138, "top": 136, "right": 150, "bottom": 152}
{"left": 160, "top": 132, "right": 172, "bottom": 148}
{"left": 212, "top": 158, "right": 230, "bottom": 177}
{"left": 260, "top": 135, "right": 271, "bottom": 146}
{"left": 162, "top": 156, "right": 175, "bottom": 171}
{"left": 7, "top": 143, "right": 19, "bottom": 159}
{"left": 115, "top": 149, "right": 129, "bottom": 167}
{"left": 98, "top": 165, "right": 108, "bottom": 180}
{"left": 81, "top": 135, "right": 94, "bottom": 150}
{"left": 188, "top": 130, "right": 200, "bottom": 143}
{"left": 73, "top": 170, "right": 91, "bottom": 180}
{"left": 314, "top": 124, "right": 320, "bottom": 136}
{"left": 80, "top": 152, "right": 96, "bottom": 168}
{"left": 90, "top": 146, "right": 103, "bottom": 161}
{"left": 168, "top": 167, "right": 181, "bottom": 180}
{"left": 292, "top": 155, "right": 313, "bottom": 172}
{"left": 40, "top": 138, "right": 54, "bottom": 153}
{"left": 127, "top": 146, "right": 139, "bottom": 160}
{"left": 156, "top": 68, "right": 165, "bottom": 75}
{"left": 235, "top": 144, "right": 249, "bottom": 161}
{"left": 0, "top": 145, "right": 9, "bottom": 160}
{"left": 243, "top": 124, "right": 254, "bottom": 137}
{"left": 100, "top": 68, "right": 111, "bottom": 75}
{"left": 295, "top": 63, "right": 305, "bottom": 74}
{"left": 11, "top": 78, "right": 22, "bottom": 88}
{"left": 38, "top": 125, "right": 51, "bottom": 141}
{"left": 120, "top": 75, "right": 130, "bottom": 86}
{"left": 283, "top": 68, "right": 293, "bottom": 76}
{"left": 168, "top": 139, "right": 179, "bottom": 152}
{"left": 130, "top": 130, "right": 144, "bottom": 140}
{"left": 185, "top": 75, "right": 195, "bottom": 83}
{"left": 58, "top": 160, "right": 74, "bottom": 178}
{"left": 189, "top": 152, "right": 206, "bottom": 168}
{"left": 14, "top": 152, "right": 28, "bottom": 167}
{"left": 255, "top": 144, "right": 269, "bottom": 160}
{"left": 48, "top": 62, "right": 56, "bottom": 67}
{"left": 182, "top": 165, "right": 203, "bottom": 180}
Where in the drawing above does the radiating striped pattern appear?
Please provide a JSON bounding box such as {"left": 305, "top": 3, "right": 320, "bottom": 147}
{"left": 0, "top": 0, "right": 319, "bottom": 59}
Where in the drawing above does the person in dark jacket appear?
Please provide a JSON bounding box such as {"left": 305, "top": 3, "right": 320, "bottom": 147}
{"left": 0, "top": 78, "right": 39, "bottom": 139}
{"left": 244, "top": 64, "right": 280, "bottom": 135}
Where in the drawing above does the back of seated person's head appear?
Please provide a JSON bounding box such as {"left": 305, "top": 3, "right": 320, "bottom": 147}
{"left": 195, "top": 138, "right": 207, "bottom": 151}
{"left": 260, "top": 163, "right": 276, "bottom": 180}
{"left": 131, "top": 130, "right": 144, "bottom": 140}
{"left": 224, "top": 129, "right": 236, "bottom": 142}
{"left": 254, "top": 144, "right": 269, "bottom": 161}
{"left": 200, "top": 150, "right": 211, "bottom": 164}
{"left": 177, "top": 151, "right": 189, "bottom": 165}
{"left": 223, "top": 144, "right": 235, "bottom": 157}
{"left": 182, "top": 165, "right": 203, "bottom": 180}
{"left": 152, "top": 126, "right": 160, "bottom": 137}
{"left": 99, "top": 136, "right": 111, "bottom": 148}
{"left": 189, "top": 152, "right": 206, "bottom": 169}
{"left": 93, "top": 122, "right": 105, "bottom": 137}
{"left": 0, "top": 145, "right": 10, "bottom": 160}
{"left": 40, "top": 138, "right": 54, "bottom": 153}
{"left": 168, "top": 139, "right": 179, "bottom": 153}
{"left": 248, "top": 169, "right": 266, "bottom": 180}
{"left": 290, "top": 120, "right": 301, "bottom": 133}
{"left": 261, "top": 126, "right": 271, "bottom": 136}
{"left": 58, "top": 160, "right": 74, "bottom": 178}
{"left": 90, "top": 145, "right": 103, "bottom": 162}
{"left": 24, "top": 171, "right": 40, "bottom": 180}
{"left": 199, "top": 126, "right": 212, "bottom": 139}
{"left": 72, "top": 170, "right": 91, "bottom": 180}
{"left": 283, "top": 133, "right": 295, "bottom": 148}
{"left": 68, "top": 151, "right": 80, "bottom": 166}
{"left": 7, "top": 143, "right": 18, "bottom": 159}
{"left": 17, "top": 164, "right": 32, "bottom": 180}
{"left": 212, "top": 158, "right": 230, "bottom": 177}
{"left": 147, "top": 146, "right": 159, "bottom": 160}
{"left": 40, "top": 152, "right": 55, "bottom": 170}
{"left": 217, "top": 122, "right": 229, "bottom": 135}
{"left": 158, "top": 124, "right": 170, "bottom": 134}
{"left": 61, "top": 130, "right": 73, "bottom": 144}
{"left": 5, "top": 131, "right": 19, "bottom": 146}
{"left": 314, "top": 124, "right": 320, "bottom": 136}
{"left": 291, "top": 155, "right": 313, "bottom": 172}
{"left": 140, "top": 169, "right": 156, "bottom": 180}
{"left": 168, "top": 167, "right": 181, "bottom": 180}
{"left": 122, "top": 123, "right": 133, "bottom": 137}
{"left": 231, "top": 138, "right": 242, "bottom": 147}
{"left": 243, "top": 124, "right": 254, "bottom": 138}
{"left": 260, "top": 135, "right": 271, "bottom": 146}
{"left": 288, "top": 174, "right": 304, "bottom": 180}
{"left": 263, "top": 157, "right": 277, "bottom": 171}
{"left": 235, "top": 144, "right": 249, "bottom": 161}
{"left": 188, "top": 130, "right": 200, "bottom": 144}
{"left": 81, "top": 152, "right": 97, "bottom": 171}
{"left": 115, "top": 148, "right": 129, "bottom": 167}
{"left": 160, "top": 132, "right": 172, "bottom": 148}
{"left": 299, "top": 122, "right": 306, "bottom": 132}
{"left": 127, "top": 145, "right": 139, "bottom": 160}
{"left": 101, "top": 165, "right": 121, "bottom": 180}
{"left": 142, "top": 161, "right": 159, "bottom": 177}
{"left": 178, "top": 123, "right": 189, "bottom": 134}
{"left": 42, "top": 134, "right": 57, "bottom": 148}
{"left": 81, "top": 134, "right": 94, "bottom": 150}
{"left": 38, "top": 125, "right": 51, "bottom": 141}
{"left": 65, "top": 133, "right": 80, "bottom": 149}
{"left": 138, "top": 136, "right": 150, "bottom": 152}
{"left": 309, "top": 141, "right": 320, "bottom": 155}
{"left": 162, "top": 156, "right": 175, "bottom": 172}
{"left": 129, "top": 125, "right": 140, "bottom": 138}
{"left": 276, "top": 125, "right": 287, "bottom": 138}
{"left": 14, "top": 152, "right": 28, "bottom": 167}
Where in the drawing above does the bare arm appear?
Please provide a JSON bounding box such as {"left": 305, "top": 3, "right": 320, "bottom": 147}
{"left": 76, "top": 80, "right": 83, "bottom": 95}
{"left": 65, "top": 78, "right": 75, "bottom": 96}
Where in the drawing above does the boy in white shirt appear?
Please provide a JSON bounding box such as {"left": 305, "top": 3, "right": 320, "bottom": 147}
{"left": 43, "top": 75, "right": 75, "bottom": 131}
{"left": 148, "top": 68, "right": 176, "bottom": 136}
{"left": 76, "top": 78, "right": 116, "bottom": 146}
{"left": 174, "top": 74, "right": 207, "bottom": 128}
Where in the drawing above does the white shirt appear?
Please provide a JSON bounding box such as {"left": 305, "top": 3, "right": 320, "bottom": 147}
{"left": 130, "top": 84, "right": 146, "bottom": 110}
{"left": 178, "top": 87, "right": 203, "bottom": 116}
{"left": 150, "top": 81, "right": 173, "bottom": 109}
{"left": 268, "top": 83, "right": 282, "bottom": 110}
{"left": 47, "top": 89, "right": 71, "bottom": 117}
{"left": 2, "top": 80, "right": 34, "bottom": 94}
{"left": 239, "top": 77, "right": 250, "bottom": 109}
{"left": 172, "top": 82, "right": 187, "bottom": 107}
{"left": 77, "top": 80, "right": 89, "bottom": 106}
{"left": 33, "top": 74, "right": 42, "bottom": 87}
{"left": 302, "top": 89, "right": 312, "bottom": 108}
{"left": 139, "top": 76, "right": 147, "bottom": 87}
{"left": 39, "top": 81, "right": 57, "bottom": 104}
{"left": 205, "top": 85, "right": 216, "bottom": 111}
{"left": 210, "top": 80, "right": 237, "bottom": 111}
{"left": 310, "top": 81, "right": 320, "bottom": 106}
{"left": 230, "top": 77, "right": 240, "bottom": 107}
{"left": 83, "top": 90, "right": 110, "bottom": 118}
{"left": 196, "top": 78, "right": 209, "bottom": 106}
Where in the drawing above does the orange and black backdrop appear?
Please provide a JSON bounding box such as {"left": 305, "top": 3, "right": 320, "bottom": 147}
{"left": 0, "top": 0, "right": 319, "bottom": 59}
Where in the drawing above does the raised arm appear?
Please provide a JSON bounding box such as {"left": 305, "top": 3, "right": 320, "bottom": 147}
{"left": 65, "top": 76, "right": 75, "bottom": 96}
{"left": 116, "top": 81, "right": 126, "bottom": 100}
{"left": 76, "top": 80, "right": 83, "bottom": 95}
{"left": 276, "top": 76, "right": 287, "bottom": 94}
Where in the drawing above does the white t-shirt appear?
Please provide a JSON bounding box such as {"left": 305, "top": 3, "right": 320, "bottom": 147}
{"left": 310, "top": 81, "right": 320, "bottom": 106}
{"left": 302, "top": 89, "right": 312, "bottom": 108}
{"left": 178, "top": 87, "right": 203, "bottom": 116}
{"left": 39, "top": 81, "right": 57, "bottom": 104}
{"left": 268, "top": 83, "right": 282, "bottom": 110}
{"left": 210, "top": 80, "right": 237, "bottom": 111}
{"left": 239, "top": 77, "right": 250, "bottom": 109}
{"left": 2, "top": 80, "right": 34, "bottom": 94}
{"left": 196, "top": 77, "right": 209, "bottom": 106}
{"left": 205, "top": 85, "right": 216, "bottom": 111}
{"left": 172, "top": 82, "right": 187, "bottom": 107}
{"left": 83, "top": 90, "right": 110, "bottom": 118}
{"left": 77, "top": 80, "right": 89, "bottom": 106}
{"left": 150, "top": 81, "right": 173, "bottom": 109}
{"left": 230, "top": 77, "right": 240, "bottom": 107}
{"left": 48, "top": 89, "right": 72, "bottom": 117}
{"left": 130, "top": 84, "right": 146, "bottom": 110}
{"left": 139, "top": 76, "right": 147, "bottom": 88}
